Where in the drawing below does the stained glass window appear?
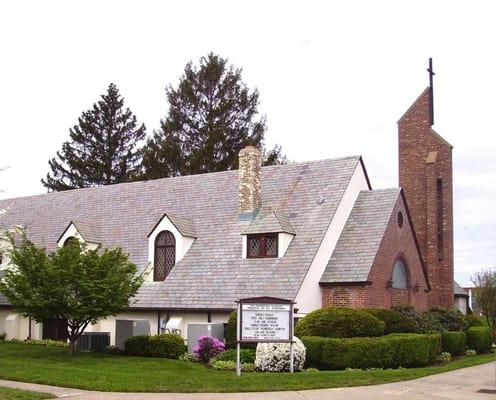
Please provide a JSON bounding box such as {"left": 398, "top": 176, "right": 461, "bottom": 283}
{"left": 154, "top": 231, "right": 175, "bottom": 281}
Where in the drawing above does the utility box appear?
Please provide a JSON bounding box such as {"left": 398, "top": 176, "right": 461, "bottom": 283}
{"left": 115, "top": 320, "right": 150, "bottom": 350}
{"left": 76, "top": 332, "right": 110, "bottom": 352}
{"left": 187, "top": 323, "right": 224, "bottom": 353}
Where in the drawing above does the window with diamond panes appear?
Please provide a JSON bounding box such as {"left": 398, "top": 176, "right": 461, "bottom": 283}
{"left": 154, "top": 231, "right": 175, "bottom": 281}
{"left": 247, "top": 234, "right": 278, "bottom": 258}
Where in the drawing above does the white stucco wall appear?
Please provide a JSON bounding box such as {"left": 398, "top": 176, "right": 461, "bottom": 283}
{"left": 294, "top": 163, "right": 370, "bottom": 315}
{"left": 455, "top": 297, "right": 468, "bottom": 315}
{"left": 147, "top": 216, "right": 195, "bottom": 282}
{"left": 0, "top": 312, "right": 42, "bottom": 340}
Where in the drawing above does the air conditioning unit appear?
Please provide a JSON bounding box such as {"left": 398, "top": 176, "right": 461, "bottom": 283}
{"left": 187, "top": 323, "right": 225, "bottom": 353}
{"left": 75, "top": 332, "right": 110, "bottom": 352}
{"left": 115, "top": 320, "right": 150, "bottom": 350}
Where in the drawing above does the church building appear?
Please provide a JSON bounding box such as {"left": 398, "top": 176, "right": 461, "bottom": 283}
{"left": 0, "top": 83, "right": 456, "bottom": 345}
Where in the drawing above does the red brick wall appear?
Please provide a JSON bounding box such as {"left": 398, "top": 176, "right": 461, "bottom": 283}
{"left": 321, "top": 193, "right": 429, "bottom": 311}
{"left": 398, "top": 88, "right": 454, "bottom": 308}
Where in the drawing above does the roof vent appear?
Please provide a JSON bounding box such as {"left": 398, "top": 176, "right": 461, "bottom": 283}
{"left": 397, "top": 211, "right": 404, "bottom": 228}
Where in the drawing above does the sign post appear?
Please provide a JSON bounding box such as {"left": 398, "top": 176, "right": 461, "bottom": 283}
{"left": 236, "top": 297, "right": 295, "bottom": 376}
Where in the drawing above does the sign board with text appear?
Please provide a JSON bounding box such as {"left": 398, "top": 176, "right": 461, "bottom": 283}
{"left": 237, "top": 297, "right": 294, "bottom": 343}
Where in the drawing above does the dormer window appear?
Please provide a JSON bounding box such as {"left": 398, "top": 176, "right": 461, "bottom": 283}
{"left": 154, "top": 231, "right": 175, "bottom": 281}
{"left": 63, "top": 237, "right": 79, "bottom": 248}
{"left": 247, "top": 234, "right": 278, "bottom": 258}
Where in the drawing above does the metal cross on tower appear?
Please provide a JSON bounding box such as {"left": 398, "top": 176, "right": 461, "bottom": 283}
{"left": 427, "top": 58, "right": 435, "bottom": 125}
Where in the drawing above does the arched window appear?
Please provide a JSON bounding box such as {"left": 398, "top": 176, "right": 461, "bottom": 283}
{"left": 63, "top": 237, "right": 79, "bottom": 248}
{"left": 154, "top": 231, "right": 175, "bottom": 281}
{"left": 392, "top": 259, "right": 408, "bottom": 289}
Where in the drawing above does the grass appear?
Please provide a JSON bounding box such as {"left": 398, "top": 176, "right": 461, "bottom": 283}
{"left": 0, "top": 342, "right": 494, "bottom": 393}
{"left": 0, "top": 387, "right": 55, "bottom": 400}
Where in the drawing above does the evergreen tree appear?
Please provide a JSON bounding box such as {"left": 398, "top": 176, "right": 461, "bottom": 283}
{"left": 141, "top": 53, "right": 285, "bottom": 179}
{"left": 42, "top": 84, "right": 146, "bottom": 191}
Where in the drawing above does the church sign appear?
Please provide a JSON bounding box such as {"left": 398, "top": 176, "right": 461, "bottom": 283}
{"left": 236, "top": 296, "right": 295, "bottom": 375}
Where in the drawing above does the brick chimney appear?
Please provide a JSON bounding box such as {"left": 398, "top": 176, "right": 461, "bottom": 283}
{"left": 239, "top": 145, "right": 262, "bottom": 220}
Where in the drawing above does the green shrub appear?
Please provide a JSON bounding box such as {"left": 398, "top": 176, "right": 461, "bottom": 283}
{"left": 225, "top": 311, "right": 256, "bottom": 350}
{"left": 428, "top": 307, "right": 468, "bottom": 332}
{"left": 463, "top": 315, "right": 484, "bottom": 328}
{"left": 148, "top": 334, "right": 185, "bottom": 359}
{"left": 210, "top": 360, "right": 255, "bottom": 372}
{"left": 179, "top": 352, "right": 197, "bottom": 362}
{"left": 295, "top": 307, "right": 385, "bottom": 338}
{"left": 465, "top": 349, "right": 477, "bottom": 356}
{"left": 441, "top": 331, "right": 466, "bottom": 356}
{"left": 124, "top": 335, "right": 150, "bottom": 356}
{"left": 466, "top": 327, "right": 492, "bottom": 354}
{"left": 301, "top": 333, "right": 441, "bottom": 370}
{"left": 0, "top": 333, "right": 6, "bottom": 341}
{"left": 364, "top": 308, "right": 416, "bottom": 334}
{"left": 211, "top": 348, "right": 256, "bottom": 363}
{"left": 436, "top": 351, "right": 451, "bottom": 364}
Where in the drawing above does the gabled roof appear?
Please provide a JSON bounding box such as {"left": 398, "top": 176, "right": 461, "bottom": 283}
{"left": 147, "top": 213, "right": 197, "bottom": 238}
{"left": 0, "top": 156, "right": 362, "bottom": 309}
{"left": 454, "top": 281, "right": 469, "bottom": 297}
{"left": 58, "top": 220, "right": 102, "bottom": 244}
{"left": 320, "top": 188, "right": 401, "bottom": 283}
{"left": 241, "top": 211, "right": 296, "bottom": 235}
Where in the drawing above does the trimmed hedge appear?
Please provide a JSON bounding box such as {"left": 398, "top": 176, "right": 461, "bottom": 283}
{"left": 148, "top": 334, "right": 186, "bottom": 359}
{"left": 212, "top": 348, "right": 256, "bottom": 364}
{"left": 441, "top": 331, "right": 466, "bottom": 356}
{"left": 124, "top": 335, "right": 150, "bottom": 356}
{"left": 364, "top": 308, "right": 417, "bottom": 334}
{"left": 125, "top": 334, "right": 186, "bottom": 359}
{"left": 466, "top": 327, "right": 492, "bottom": 354}
{"left": 295, "top": 307, "right": 385, "bottom": 338}
{"left": 428, "top": 307, "right": 468, "bottom": 332}
{"left": 225, "top": 311, "right": 256, "bottom": 349}
{"left": 302, "top": 333, "right": 441, "bottom": 370}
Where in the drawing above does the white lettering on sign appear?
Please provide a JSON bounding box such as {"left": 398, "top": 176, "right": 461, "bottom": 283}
{"left": 241, "top": 303, "right": 290, "bottom": 341}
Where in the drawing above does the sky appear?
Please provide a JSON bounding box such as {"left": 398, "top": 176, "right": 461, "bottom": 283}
{"left": 0, "top": 0, "right": 494, "bottom": 286}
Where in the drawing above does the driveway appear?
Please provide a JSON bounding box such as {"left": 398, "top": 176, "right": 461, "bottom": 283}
{"left": 0, "top": 362, "right": 494, "bottom": 400}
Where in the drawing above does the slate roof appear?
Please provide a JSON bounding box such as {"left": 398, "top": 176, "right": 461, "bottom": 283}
{"left": 148, "top": 213, "right": 197, "bottom": 238}
{"left": 0, "top": 156, "right": 361, "bottom": 309}
{"left": 454, "top": 281, "right": 468, "bottom": 297}
{"left": 241, "top": 211, "right": 296, "bottom": 235}
{"left": 71, "top": 221, "right": 102, "bottom": 243}
{"left": 320, "top": 188, "right": 400, "bottom": 283}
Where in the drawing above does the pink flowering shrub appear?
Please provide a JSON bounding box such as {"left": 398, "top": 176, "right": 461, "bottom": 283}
{"left": 194, "top": 336, "right": 225, "bottom": 363}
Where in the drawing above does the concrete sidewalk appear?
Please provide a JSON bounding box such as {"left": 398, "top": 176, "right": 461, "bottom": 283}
{"left": 0, "top": 362, "right": 494, "bottom": 399}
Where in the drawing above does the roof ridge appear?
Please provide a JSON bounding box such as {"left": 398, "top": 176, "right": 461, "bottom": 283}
{"left": 0, "top": 155, "right": 363, "bottom": 203}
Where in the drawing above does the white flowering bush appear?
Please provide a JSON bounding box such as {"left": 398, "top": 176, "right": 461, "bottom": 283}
{"left": 255, "top": 336, "right": 306, "bottom": 372}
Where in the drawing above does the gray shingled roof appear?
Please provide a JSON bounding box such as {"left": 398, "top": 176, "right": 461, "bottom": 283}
{"left": 72, "top": 221, "right": 102, "bottom": 244}
{"left": 148, "top": 213, "right": 197, "bottom": 238}
{"left": 454, "top": 281, "right": 468, "bottom": 297}
{"left": 241, "top": 211, "right": 296, "bottom": 235}
{"left": 0, "top": 156, "right": 361, "bottom": 309}
{"left": 320, "top": 188, "right": 400, "bottom": 283}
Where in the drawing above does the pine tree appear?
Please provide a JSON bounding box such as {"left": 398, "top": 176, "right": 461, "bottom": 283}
{"left": 141, "top": 53, "right": 285, "bottom": 179}
{"left": 42, "top": 84, "right": 146, "bottom": 191}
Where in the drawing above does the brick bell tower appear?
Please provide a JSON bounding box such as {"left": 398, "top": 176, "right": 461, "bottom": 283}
{"left": 398, "top": 59, "right": 454, "bottom": 308}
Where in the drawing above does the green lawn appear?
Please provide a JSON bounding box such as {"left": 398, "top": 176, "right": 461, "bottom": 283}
{"left": 0, "top": 342, "right": 493, "bottom": 393}
{"left": 0, "top": 387, "right": 55, "bottom": 400}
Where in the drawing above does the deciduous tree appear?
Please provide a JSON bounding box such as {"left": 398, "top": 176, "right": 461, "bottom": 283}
{"left": 471, "top": 267, "right": 496, "bottom": 341}
{"left": 0, "top": 236, "right": 143, "bottom": 355}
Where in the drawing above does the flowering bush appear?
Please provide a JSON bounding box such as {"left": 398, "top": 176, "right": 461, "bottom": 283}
{"left": 436, "top": 351, "right": 451, "bottom": 364}
{"left": 255, "top": 336, "right": 306, "bottom": 372}
{"left": 194, "top": 336, "right": 225, "bottom": 363}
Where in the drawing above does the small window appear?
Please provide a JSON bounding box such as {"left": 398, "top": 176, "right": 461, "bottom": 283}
{"left": 154, "top": 231, "right": 175, "bottom": 281}
{"left": 63, "top": 237, "right": 79, "bottom": 248}
{"left": 392, "top": 259, "right": 408, "bottom": 289}
{"left": 247, "top": 234, "right": 278, "bottom": 258}
{"left": 397, "top": 211, "right": 404, "bottom": 228}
